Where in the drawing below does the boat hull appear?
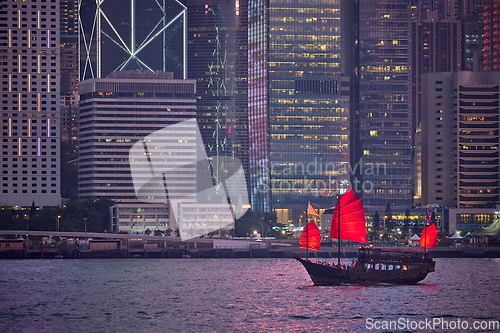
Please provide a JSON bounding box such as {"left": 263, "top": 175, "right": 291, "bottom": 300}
{"left": 295, "top": 258, "right": 435, "bottom": 286}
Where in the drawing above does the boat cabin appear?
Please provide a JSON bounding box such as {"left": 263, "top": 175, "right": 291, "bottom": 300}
{"left": 358, "top": 246, "right": 433, "bottom": 271}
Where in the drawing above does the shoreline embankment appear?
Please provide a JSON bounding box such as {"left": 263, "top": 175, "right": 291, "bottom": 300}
{"left": 2, "top": 246, "right": 499, "bottom": 260}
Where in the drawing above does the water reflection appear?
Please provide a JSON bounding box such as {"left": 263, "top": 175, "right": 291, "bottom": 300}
{"left": 0, "top": 258, "right": 498, "bottom": 332}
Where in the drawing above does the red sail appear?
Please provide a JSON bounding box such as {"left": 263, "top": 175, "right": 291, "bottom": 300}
{"left": 307, "top": 202, "right": 320, "bottom": 217}
{"left": 329, "top": 188, "right": 367, "bottom": 243}
{"left": 419, "top": 223, "right": 437, "bottom": 248}
{"left": 300, "top": 221, "right": 321, "bottom": 251}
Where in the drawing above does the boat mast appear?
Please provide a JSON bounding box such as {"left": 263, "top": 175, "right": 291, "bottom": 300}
{"left": 337, "top": 193, "right": 341, "bottom": 266}
{"left": 424, "top": 224, "right": 427, "bottom": 252}
{"left": 306, "top": 209, "right": 309, "bottom": 260}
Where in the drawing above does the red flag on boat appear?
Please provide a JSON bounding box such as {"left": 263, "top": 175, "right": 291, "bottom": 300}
{"left": 307, "top": 202, "right": 319, "bottom": 218}
{"left": 300, "top": 221, "right": 321, "bottom": 251}
{"left": 419, "top": 223, "right": 437, "bottom": 248}
{"left": 329, "top": 188, "right": 367, "bottom": 243}
{"left": 426, "top": 209, "right": 431, "bottom": 223}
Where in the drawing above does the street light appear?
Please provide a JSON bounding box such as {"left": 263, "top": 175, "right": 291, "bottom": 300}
{"left": 25, "top": 214, "right": 29, "bottom": 251}
{"left": 57, "top": 215, "right": 61, "bottom": 232}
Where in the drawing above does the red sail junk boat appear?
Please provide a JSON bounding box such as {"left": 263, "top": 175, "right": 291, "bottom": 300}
{"left": 295, "top": 189, "right": 436, "bottom": 285}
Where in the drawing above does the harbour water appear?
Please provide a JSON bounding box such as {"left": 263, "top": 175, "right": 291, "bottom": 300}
{"left": 0, "top": 258, "right": 499, "bottom": 332}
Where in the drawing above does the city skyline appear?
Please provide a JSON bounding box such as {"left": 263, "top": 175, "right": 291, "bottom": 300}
{"left": 2, "top": 4, "right": 500, "bottom": 331}
{"left": 1, "top": 0, "right": 500, "bottom": 235}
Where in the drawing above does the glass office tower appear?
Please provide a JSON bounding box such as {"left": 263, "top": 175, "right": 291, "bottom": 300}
{"left": 184, "top": 0, "right": 250, "bottom": 198}
{"left": 357, "top": 0, "right": 412, "bottom": 207}
{"left": 79, "top": 0, "right": 187, "bottom": 80}
{"left": 249, "top": 0, "right": 349, "bottom": 217}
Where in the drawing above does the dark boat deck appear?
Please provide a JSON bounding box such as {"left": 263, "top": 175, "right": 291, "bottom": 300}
{"left": 295, "top": 249, "right": 436, "bottom": 286}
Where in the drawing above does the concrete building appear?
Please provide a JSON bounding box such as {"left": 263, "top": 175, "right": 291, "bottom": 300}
{"left": 78, "top": 71, "right": 197, "bottom": 233}
{"left": 482, "top": 0, "right": 500, "bottom": 71}
{"left": 421, "top": 71, "right": 500, "bottom": 208}
{"left": 462, "top": 4, "right": 486, "bottom": 72}
{"left": 60, "top": 0, "right": 78, "bottom": 36}
{"left": 0, "top": 0, "right": 62, "bottom": 208}
{"left": 60, "top": 91, "right": 78, "bottom": 143}
{"left": 421, "top": 72, "right": 457, "bottom": 208}
{"left": 448, "top": 207, "right": 499, "bottom": 234}
{"left": 59, "top": 0, "right": 79, "bottom": 144}
{"left": 178, "top": 204, "right": 234, "bottom": 239}
{"left": 409, "top": 10, "right": 462, "bottom": 146}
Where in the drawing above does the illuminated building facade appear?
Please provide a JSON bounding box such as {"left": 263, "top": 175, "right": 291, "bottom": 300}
{"left": 409, "top": 11, "right": 461, "bottom": 145}
{"left": 60, "top": 1, "right": 79, "bottom": 144}
{"left": 60, "top": 36, "right": 79, "bottom": 143}
{"left": 79, "top": 0, "right": 187, "bottom": 81}
{"left": 410, "top": 0, "right": 461, "bottom": 21}
{"left": 60, "top": 32, "right": 78, "bottom": 143}
{"left": 421, "top": 71, "right": 500, "bottom": 208}
{"left": 78, "top": 71, "right": 196, "bottom": 233}
{"left": 249, "top": 0, "right": 349, "bottom": 217}
{"left": 456, "top": 72, "right": 500, "bottom": 207}
{"left": 482, "top": 0, "right": 500, "bottom": 71}
{"left": 60, "top": 0, "right": 78, "bottom": 36}
{"left": 462, "top": 1, "right": 486, "bottom": 72}
{"left": 184, "top": 0, "right": 250, "bottom": 199}
{"left": 449, "top": 208, "right": 498, "bottom": 234}
{"left": 355, "top": 0, "right": 412, "bottom": 208}
{"left": 0, "top": 0, "right": 62, "bottom": 208}
{"left": 60, "top": 92, "right": 78, "bottom": 143}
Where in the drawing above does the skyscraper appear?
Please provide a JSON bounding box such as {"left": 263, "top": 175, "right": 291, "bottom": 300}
{"left": 79, "top": 0, "right": 187, "bottom": 81}
{"left": 462, "top": 0, "right": 486, "bottom": 72}
{"left": 0, "top": 0, "right": 62, "bottom": 208}
{"left": 421, "top": 71, "right": 500, "bottom": 208}
{"left": 60, "top": 0, "right": 78, "bottom": 36}
{"left": 420, "top": 72, "right": 456, "bottom": 208}
{"left": 482, "top": 0, "right": 500, "bottom": 71}
{"left": 354, "top": 0, "right": 412, "bottom": 208}
{"left": 409, "top": 11, "right": 462, "bottom": 145}
{"left": 248, "top": 0, "right": 349, "bottom": 220}
{"left": 408, "top": 7, "right": 462, "bottom": 205}
{"left": 60, "top": 0, "right": 79, "bottom": 144}
{"left": 184, "top": 0, "right": 250, "bottom": 199}
{"left": 78, "top": 71, "right": 196, "bottom": 233}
